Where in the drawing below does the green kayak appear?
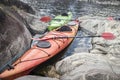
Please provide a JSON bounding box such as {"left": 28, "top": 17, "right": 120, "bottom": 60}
{"left": 48, "top": 12, "right": 72, "bottom": 31}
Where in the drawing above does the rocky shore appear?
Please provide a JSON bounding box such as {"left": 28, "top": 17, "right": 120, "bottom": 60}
{"left": 54, "top": 16, "right": 120, "bottom": 80}
{"left": 0, "top": 0, "right": 120, "bottom": 80}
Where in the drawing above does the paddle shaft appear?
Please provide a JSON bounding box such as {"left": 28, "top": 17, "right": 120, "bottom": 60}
{"left": 40, "top": 16, "right": 120, "bottom": 23}
{"left": 40, "top": 16, "right": 79, "bottom": 22}
{"left": 53, "top": 36, "right": 101, "bottom": 39}
{"left": 52, "top": 18, "right": 77, "bottom": 21}
{"left": 52, "top": 17, "right": 120, "bottom": 21}
{"left": 37, "top": 35, "right": 101, "bottom": 41}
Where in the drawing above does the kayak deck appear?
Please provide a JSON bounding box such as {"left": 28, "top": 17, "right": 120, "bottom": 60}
{"left": 0, "top": 21, "right": 79, "bottom": 80}
{"left": 48, "top": 12, "right": 72, "bottom": 31}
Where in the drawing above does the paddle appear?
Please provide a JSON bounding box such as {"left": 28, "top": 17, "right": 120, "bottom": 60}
{"left": 107, "top": 17, "right": 120, "bottom": 20}
{"left": 32, "top": 32, "right": 115, "bottom": 40}
{"left": 40, "top": 16, "right": 120, "bottom": 22}
{"left": 40, "top": 16, "right": 51, "bottom": 22}
{"left": 40, "top": 16, "right": 78, "bottom": 22}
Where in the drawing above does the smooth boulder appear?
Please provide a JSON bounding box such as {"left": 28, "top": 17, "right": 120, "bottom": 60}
{"left": 0, "top": 7, "right": 32, "bottom": 73}
{"left": 55, "top": 16, "right": 120, "bottom": 80}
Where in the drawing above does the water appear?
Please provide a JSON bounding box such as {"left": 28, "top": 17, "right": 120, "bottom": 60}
{"left": 63, "top": 30, "right": 92, "bottom": 58}
{"left": 20, "top": 0, "right": 120, "bottom": 17}
{"left": 20, "top": 0, "right": 120, "bottom": 56}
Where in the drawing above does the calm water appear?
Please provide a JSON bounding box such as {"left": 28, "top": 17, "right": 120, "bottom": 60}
{"left": 21, "top": 0, "right": 120, "bottom": 56}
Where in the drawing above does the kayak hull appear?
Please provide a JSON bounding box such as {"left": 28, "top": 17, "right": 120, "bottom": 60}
{"left": 0, "top": 21, "right": 79, "bottom": 80}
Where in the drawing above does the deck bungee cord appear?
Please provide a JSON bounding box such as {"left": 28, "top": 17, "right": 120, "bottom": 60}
{"left": 0, "top": 30, "right": 71, "bottom": 73}
{"left": 0, "top": 46, "right": 30, "bottom": 74}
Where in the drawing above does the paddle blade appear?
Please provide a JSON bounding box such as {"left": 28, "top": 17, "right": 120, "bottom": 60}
{"left": 101, "top": 32, "right": 115, "bottom": 40}
{"left": 107, "top": 17, "right": 114, "bottom": 20}
{"left": 40, "top": 16, "right": 51, "bottom": 22}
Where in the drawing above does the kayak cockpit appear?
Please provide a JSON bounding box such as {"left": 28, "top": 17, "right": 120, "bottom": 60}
{"left": 36, "top": 41, "right": 51, "bottom": 48}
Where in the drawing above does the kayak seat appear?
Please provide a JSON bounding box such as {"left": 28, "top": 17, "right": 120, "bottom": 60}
{"left": 56, "top": 26, "right": 72, "bottom": 32}
{"left": 36, "top": 41, "right": 51, "bottom": 48}
{"left": 61, "top": 13, "right": 68, "bottom": 16}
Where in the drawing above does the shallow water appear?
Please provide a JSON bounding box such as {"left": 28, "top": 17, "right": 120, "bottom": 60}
{"left": 20, "top": 0, "right": 120, "bottom": 56}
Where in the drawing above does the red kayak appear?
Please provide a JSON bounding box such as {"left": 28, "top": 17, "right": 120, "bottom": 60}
{"left": 0, "top": 21, "right": 79, "bottom": 80}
